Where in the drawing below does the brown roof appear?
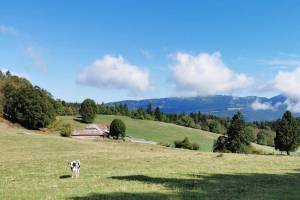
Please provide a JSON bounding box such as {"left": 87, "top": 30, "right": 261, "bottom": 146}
{"left": 72, "top": 123, "right": 109, "bottom": 136}
{"left": 96, "top": 123, "right": 109, "bottom": 130}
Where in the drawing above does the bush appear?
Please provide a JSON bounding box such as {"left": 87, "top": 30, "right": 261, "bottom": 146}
{"left": 244, "top": 125, "right": 257, "bottom": 143}
{"left": 208, "top": 120, "right": 223, "bottom": 134}
{"left": 257, "top": 131, "right": 267, "bottom": 145}
{"left": 174, "top": 137, "right": 199, "bottom": 151}
{"left": 238, "top": 144, "right": 254, "bottom": 154}
{"left": 191, "top": 143, "right": 200, "bottom": 150}
{"left": 110, "top": 119, "right": 126, "bottom": 139}
{"left": 251, "top": 148, "right": 264, "bottom": 155}
{"left": 213, "top": 136, "right": 229, "bottom": 152}
{"left": 257, "top": 130, "right": 275, "bottom": 147}
{"left": 60, "top": 123, "right": 73, "bottom": 137}
{"left": 79, "top": 99, "right": 97, "bottom": 123}
{"left": 176, "top": 116, "right": 196, "bottom": 128}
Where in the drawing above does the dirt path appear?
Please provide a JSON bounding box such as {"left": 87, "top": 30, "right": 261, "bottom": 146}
{"left": 126, "top": 136, "right": 157, "bottom": 145}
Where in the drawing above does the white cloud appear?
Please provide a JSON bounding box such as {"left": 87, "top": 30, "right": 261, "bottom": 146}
{"left": 77, "top": 55, "right": 152, "bottom": 94}
{"left": 26, "top": 47, "right": 47, "bottom": 72}
{"left": 284, "top": 99, "right": 300, "bottom": 113}
{"left": 170, "top": 52, "right": 254, "bottom": 96}
{"left": 273, "top": 67, "right": 300, "bottom": 100}
{"left": 0, "top": 24, "right": 17, "bottom": 35}
{"left": 251, "top": 99, "right": 274, "bottom": 111}
{"left": 268, "top": 67, "right": 300, "bottom": 112}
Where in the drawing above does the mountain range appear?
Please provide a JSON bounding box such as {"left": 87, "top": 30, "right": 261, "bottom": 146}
{"left": 109, "top": 95, "right": 294, "bottom": 122}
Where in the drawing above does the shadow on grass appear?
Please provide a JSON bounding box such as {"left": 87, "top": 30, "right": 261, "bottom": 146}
{"left": 59, "top": 175, "right": 71, "bottom": 179}
{"left": 70, "top": 172, "right": 300, "bottom": 200}
{"left": 73, "top": 117, "right": 87, "bottom": 124}
{"left": 71, "top": 192, "right": 172, "bottom": 200}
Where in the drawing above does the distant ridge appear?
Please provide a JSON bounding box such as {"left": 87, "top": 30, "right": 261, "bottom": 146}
{"left": 108, "top": 95, "right": 292, "bottom": 122}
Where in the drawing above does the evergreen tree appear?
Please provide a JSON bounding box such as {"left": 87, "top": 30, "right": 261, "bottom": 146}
{"left": 275, "top": 111, "right": 299, "bottom": 155}
{"left": 146, "top": 103, "right": 153, "bottom": 115}
{"left": 154, "top": 107, "right": 162, "bottom": 121}
{"left": 226, "top": 112, "right": 247, "bottom": 153}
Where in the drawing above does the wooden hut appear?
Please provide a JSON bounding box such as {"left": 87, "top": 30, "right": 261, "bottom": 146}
{"left": 72, "top": 123, "right": 110, "bottom": 139}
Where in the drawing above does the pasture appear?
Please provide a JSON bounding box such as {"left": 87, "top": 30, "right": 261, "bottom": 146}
{"left": 1, "top": 126, "right": 300, "bottom": 199}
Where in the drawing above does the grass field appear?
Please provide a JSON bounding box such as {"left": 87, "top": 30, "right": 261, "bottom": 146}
{"left": 57, "top": 115, "right": 219, "bottom": 152}
{"left": 1, "top": 125, "right": 300, "bottom": 200}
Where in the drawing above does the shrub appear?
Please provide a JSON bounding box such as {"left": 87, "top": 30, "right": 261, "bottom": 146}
{"left": 257, "top": 130, "right": 275, "bottom": 147}
{"left": 176, "top": 116, "right": 196, "bottom": 128}
{"left": 213, "top": 136, "right": 228, "bottom": 152}
{"left": 208, "top": 120, "right": 223, "bottom": 134}
{"left": 244, "top": 125, "right": 257, "bottom": 143}
{"left": 174, "top": 137, "right": 199, "bottom": 151}
{"left": 257, "top": 131, "right": 267, "bottom": 145}
{"left": 251, "top": 148, "right": 264, "bottom": 155}
{"left": 110, "top": 119, "right": 126, "bottom": 139}
{"left": 191, "top": 143, "right": 200, "bottom": 150}
{"left": 60, "top": 123, "right": 73, "bottom": 137}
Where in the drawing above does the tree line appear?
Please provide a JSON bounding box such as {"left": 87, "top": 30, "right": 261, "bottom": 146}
{"left": 0, "top": 71, "right": 56, "bottom": 129}
{"left": 214, "top": 111, "right": 300, "bottom": 155}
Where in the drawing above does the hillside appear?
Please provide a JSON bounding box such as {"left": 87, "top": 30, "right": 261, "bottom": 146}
{"left": 58, "top": 115, "right": 219, "bottom": 152}
{"left": 109, "top": 95, "right": 292, "bottom": 121}
{"left": 1, "top": 125, "right": 300, "bottom": 199}
{"left": 57, "top": 115, "right": 281, "bottom": 154}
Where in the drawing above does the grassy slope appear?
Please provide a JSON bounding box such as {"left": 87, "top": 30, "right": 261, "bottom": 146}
{"left": 58, "top": 115, "right": 219, "bottom": 152}
{"left": 1, "top": 127, "right": 300, "bottom": 200}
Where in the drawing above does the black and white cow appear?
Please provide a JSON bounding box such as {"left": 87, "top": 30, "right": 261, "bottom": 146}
{"left": 70, "top": 160, "right": 80, "bottom": 178}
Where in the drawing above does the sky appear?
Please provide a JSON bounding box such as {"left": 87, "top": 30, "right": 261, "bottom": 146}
{"left": 1, "top": 0, "right": 300, "bottom": 104}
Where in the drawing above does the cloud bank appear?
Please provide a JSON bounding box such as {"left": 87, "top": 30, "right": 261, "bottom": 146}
{"left": 171, "top": 52, "right": 253, "bottom": 96}
{"left": 271, "top": 67, "right": 300, "bottom": 112}
{"left": 77, "top": 55, "right": 152, "bottom": 94}
{"left": 251, "top": 100, "right": 274, "bottom": 111}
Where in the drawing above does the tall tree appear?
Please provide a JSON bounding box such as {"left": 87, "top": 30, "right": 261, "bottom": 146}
{"left": 79, "top": 99, "right": 97, "bottom": 123}
{"left": 275, "top": 111, "right": 299, "bottom": 155}
{"left": 146, "top": 103, "right": 153, "bottom": 115}
{"left": 154, "top": 107, "right": 162, "bottom": 121}
{"left": 226, "top": 112, "right": 247, "bottom": 153}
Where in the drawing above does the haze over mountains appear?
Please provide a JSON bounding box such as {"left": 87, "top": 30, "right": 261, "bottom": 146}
{"left": 109, "top": 95, "right": 294, "bottom": 122}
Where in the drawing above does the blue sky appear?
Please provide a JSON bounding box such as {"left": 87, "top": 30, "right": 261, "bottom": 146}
{"left": 1, "top": 1, "right": 300, "bottom": 103}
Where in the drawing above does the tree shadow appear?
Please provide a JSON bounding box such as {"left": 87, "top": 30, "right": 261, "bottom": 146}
{"left": 71, "top": 172, "right": 300, "bottom": 200}
{"left": 71, "top": 192, "right": 172, "bottom": 200}
{"left": 59, "top": 175, "right": 71, "bottom": 179}
{"left": 73, "top": 117, "right": 87, "bottom": 124}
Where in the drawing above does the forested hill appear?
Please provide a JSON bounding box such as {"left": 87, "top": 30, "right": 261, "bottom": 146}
{"left": 109, "top": 95, "right": 292, "bottom": 122}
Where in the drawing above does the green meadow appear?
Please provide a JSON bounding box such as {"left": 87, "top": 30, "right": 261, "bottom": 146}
{"left": 1, "top": 118, "right": 300, "bottom": 199}
{"left": 57, "top": 115, "right": 219, "bottom": 152}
